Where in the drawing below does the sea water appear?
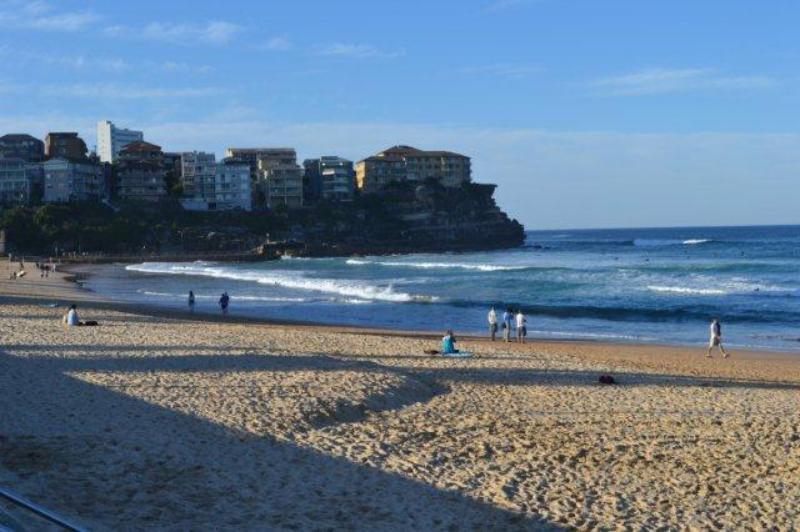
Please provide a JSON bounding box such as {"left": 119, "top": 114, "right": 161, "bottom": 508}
{"left": 82, "top": 225, "right": 800, "bottom": 351}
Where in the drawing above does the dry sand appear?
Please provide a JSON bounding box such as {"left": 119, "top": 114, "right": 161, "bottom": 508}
{"left": 1, "top": 260, "right": 799, "bottom": 530}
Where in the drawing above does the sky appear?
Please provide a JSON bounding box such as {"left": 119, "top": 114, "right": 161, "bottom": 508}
{"left": 0, "top": 0, "right": 798, "bottom": 229}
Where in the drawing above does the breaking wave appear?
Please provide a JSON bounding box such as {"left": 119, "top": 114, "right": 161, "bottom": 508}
{"left": 127, "top": 262, "right": 436, "bottom": 303}
{"left": 345, "top": 258, "right": 527, "bottom": 272}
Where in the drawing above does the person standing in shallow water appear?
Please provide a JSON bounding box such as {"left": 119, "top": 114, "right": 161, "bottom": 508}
{"left": 188, "top": 291, "right": 195, "bottom": 312}
{"left": 488, "top": 306, "right": 498, "bottom": 341}
{"left": 706, "top": 318, "right": 729, "bottom": 358}
{"left": 219, "top": 292, "right": 230, "bottom": 315}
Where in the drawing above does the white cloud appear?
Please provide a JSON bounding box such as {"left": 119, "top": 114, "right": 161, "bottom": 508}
{"left": 590, "top": 68, "right": 777, "bottom": 96}
{"left": 0, "top": 48, "right": 130, "bottom": 72}
{"left": 459, "top": 63, "right": 543, "bottom": 79}
{"left": 261, "top": 36, "right": 292, "bottom": 51}
{"left": 38, "top": 83, "right": 224, "bottom": 99}
{"left": 315, "top": 43, "right": 404, "bottom": 59}
{"left": 0, "top": 0, "right": 99, "bottom": 31}
{"left": 106, "top": 20, "right": 242, "bottom": 46}
{"left": 160, "top": 61, "right": 213, "bottom": 74}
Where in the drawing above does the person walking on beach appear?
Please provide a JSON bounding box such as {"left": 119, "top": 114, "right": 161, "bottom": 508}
{"left": 502, "top": 308, "right": 514, "bottom": 342}
{"left": 188, "top": 290, "right": 195, "bottom": 312}
{"left": 488, "top": 306, "right": 498, "bottom": 341}
{"left": 706, "top": 318, "right": 729, "bottom": 358}
{"left": 515, "top": 309, "right": 527, "bottom": 344}
{"left": 219, "top": 292, "right": 230, "bottom": 315}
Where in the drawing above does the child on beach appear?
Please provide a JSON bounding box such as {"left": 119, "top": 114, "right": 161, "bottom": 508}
{"left": 706, "top": 318, "right": 729, "bottom": 358}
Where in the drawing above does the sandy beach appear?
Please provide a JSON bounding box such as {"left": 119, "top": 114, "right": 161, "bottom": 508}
{"left": 1, "top": 260, "right": 799, "bottom": 530}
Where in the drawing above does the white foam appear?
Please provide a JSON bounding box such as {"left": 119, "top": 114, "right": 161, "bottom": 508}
{"left": 345, "top": 258, "right": 525, "bottom": 272}
{"left": 127, "top": 262, "right": 433, "bottom": 303}
{"left": 634, "top": 238, "right": 712, "bottom": 247}
{"left": 647, "top": 285, "right": 727, "bottom": 295}
{"left": 139, "top": 290, "right": 308, "bottom": 303}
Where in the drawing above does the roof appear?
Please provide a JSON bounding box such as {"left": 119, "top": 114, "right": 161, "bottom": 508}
{"left": 358, "top": 145, "right": 469, "bottom": 164}
{"left": 0, "top": 134, "right": 42, "bottom": 143}
{"left": 120, "top": 140, "right": 162, "bottom": 153}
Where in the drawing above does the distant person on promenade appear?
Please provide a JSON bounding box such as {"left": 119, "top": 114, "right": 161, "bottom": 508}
{"left": 219, "top": 292, "right": 230, "bottom": 315}
{"left": 516, "top": 309, "right": 527, "bottom": 343}
{"left": 442, "top": 330, "right": 459, "bottom": 354}
{"left": 706, "top": 318, "right": 729, "bottom": 358}
{"left": 488, "top": 306, "right": 498, "bottom": 341}
{"left": 188, "top": 290, "right": 195, "bottom": 312}
{"left": 502, "top": 308, "right": 514, "bottom": 342}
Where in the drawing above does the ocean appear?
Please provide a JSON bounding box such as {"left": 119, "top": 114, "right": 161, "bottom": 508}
{"left": 82, "top": 225, "right": 800, "bottom": 351}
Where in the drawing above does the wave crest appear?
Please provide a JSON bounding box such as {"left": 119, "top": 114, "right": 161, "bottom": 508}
{"left": 126, "top": 262, "right": 435, "bottom": 303}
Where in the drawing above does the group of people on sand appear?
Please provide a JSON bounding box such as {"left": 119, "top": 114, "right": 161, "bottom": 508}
{"left": 487, "top": 306, "right": 527, "bottom": 343}
{"left": 439, "top": 309, "right": 729, "bottom": 359}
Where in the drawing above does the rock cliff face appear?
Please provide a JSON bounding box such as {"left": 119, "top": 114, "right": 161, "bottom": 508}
{"left": 0, "top": 181, "right": 524, "bottom": 258}
{"left": 294, "top": 180, "right": 525, "bottom": 256}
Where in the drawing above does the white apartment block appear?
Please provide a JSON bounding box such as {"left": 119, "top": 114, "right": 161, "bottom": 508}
{"left": 97, "top": 120, "right": 143, "bottom": 163}
{"left": 180, "top": 152, "right": 252, "bottom": 211}
{"left": 214, "top": 162, "right": 252, "bottom": 211}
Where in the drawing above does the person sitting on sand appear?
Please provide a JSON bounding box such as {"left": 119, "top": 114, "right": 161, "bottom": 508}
{"left": 488, "top": 306, "right": 498, "bottom": 341}
{"left": 63, "top": 304, "right": 80, "bottom": 327}
{"left": 442, "top": 330, "right": 459, "bottom": 354}
{"left": 706, "top": 318, "right": 729, "bottom": 358}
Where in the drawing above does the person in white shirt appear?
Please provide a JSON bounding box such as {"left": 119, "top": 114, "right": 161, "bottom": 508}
{"left": 63, "top": 304, "right": 80, "bottom": 327}
{"left": 515, "top": 310, "right": 527, "bottom": 343}
{"left": 487, "top": 307, "right": 498, "bottom": 341}
{"left": 706, "top": 318, "right": 729, "bottom": 358}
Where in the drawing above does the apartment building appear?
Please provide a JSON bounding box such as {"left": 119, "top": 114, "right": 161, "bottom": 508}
{"left": 180, "top": 152, "right": 251, "bottom": 211}
{"left": 0, "top": 134, "right": 45, "bottom": 162}
{"left": 304, "top": 156, "right": 355, "bottom": 202}
{"left": 356, "top": 145, "right": 471, "bottom": 193}
{"left": 214, "top": 160, "right": 252, "bottom": 211}
{"left": 0, "top": 158, "right": 30, "bottom": 204}
{"left": 97, "top": 120, "right": 144, "bottom": 163}
{"left": 44, "top": 132, "right": 88, "bottom": 161}
{"left": 255, "top": 148, "right": 303, "bottom": 209}
{"left": 43, "top": 158, "right": 104, "bottom": 203}
{"left": 116, "top": 141, "right": 167, "bottom": 202}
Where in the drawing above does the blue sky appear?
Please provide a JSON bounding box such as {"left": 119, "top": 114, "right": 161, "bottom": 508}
{"left": 1, "top": 0, "right": 798, "bottom": 229}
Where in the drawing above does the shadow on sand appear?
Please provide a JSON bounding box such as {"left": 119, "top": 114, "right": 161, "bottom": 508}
{"left": 0, "top": 348, "right": 560, "bottom": 530}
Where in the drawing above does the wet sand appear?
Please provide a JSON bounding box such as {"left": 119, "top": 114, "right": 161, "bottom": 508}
{"left": 1, "top": 260, "right": 799, "bottom": 529}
